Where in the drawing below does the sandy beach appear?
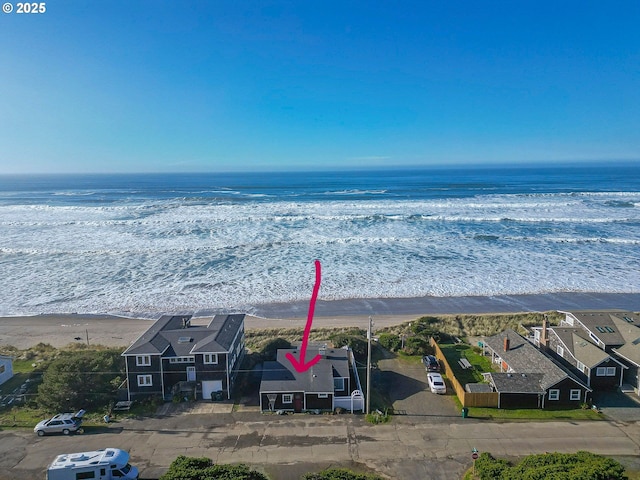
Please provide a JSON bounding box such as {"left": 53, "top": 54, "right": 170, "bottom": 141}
{"left": 1, "top": 292, "right": 639, "bottom": 350}
{"left": 0, "top": 313, "right": 420, "bottom": 350}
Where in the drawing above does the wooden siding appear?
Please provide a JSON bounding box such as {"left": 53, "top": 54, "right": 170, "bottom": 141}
{"left": 125, "top": 355, "right": 163, "bottom": 398}
{"left": 305, "top": 393, "right": 333, "bottom": 411}
{"left": 589, "top": 358, "right": 622, "bottom": 390}
{"left": 261, "top": 391, "right": 304, "bottom": 411}
{"left": 545, "top": 377, "right": 588, "bottom": 407}
{"left": 500, "top": 393, "right": 540, "bottom": 409}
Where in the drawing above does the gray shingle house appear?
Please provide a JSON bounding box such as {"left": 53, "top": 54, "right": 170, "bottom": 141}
{"left": 533, "top": 324, "right": 626, "bottom": 390}
{"left": 483, "top": 329, "right": 591, "bottom": 408}
{"left": 559, "top": 310, "right": 640, "bottom": 396}
{"left": 122, "top": 314, "right": 245, "bottom": 401}
{"left": 260, "top": 346, "right": 364, "bottom": 413}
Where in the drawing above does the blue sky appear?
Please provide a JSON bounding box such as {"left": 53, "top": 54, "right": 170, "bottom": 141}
{"left": 1, "top": 1, "right": 639, "bottom": 173}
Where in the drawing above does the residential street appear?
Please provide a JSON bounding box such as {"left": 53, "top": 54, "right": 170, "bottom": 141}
{"left": 1, "top": 408, "right": 639, "bottom": 480}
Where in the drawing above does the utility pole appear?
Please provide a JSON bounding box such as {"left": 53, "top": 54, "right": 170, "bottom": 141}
{"left": 366, "top": 315, "right": 372, "bottom": 415}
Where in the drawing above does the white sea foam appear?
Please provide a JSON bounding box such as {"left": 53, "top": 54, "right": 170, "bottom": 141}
{"left": 0, "top": 190, "right": 639, "bottom": 316}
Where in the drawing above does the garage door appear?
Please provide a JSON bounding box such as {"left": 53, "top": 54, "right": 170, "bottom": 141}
{"left": 202, "top": 380, "right": 223, "bottom": 400}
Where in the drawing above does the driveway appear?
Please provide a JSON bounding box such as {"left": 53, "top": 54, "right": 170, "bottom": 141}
{"left": 593, "top": 390, "right": 640, "bottom": 424}
{"left": 376, "top": 357, "right": 461, "bottom": 419}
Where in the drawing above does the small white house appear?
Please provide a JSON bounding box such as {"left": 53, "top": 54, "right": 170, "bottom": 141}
{"left": 0, "top": 355, "right": 13, "bottom": 387}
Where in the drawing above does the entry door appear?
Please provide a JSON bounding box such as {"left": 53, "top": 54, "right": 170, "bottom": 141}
{"left": 293, "top": 393, "right": 303, "bottom": 412}
{"left": 187, "top": 366, "right": 196, "bottom": 381}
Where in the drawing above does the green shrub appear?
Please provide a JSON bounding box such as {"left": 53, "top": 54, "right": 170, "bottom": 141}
{"left": 475, "top": 451, "right": 626, "bottom": 480}
{"left": 329, "top": 333, "right": 368, "bottom": 358}
{"left": 37, "top": 348, "right": 124, "bottom": 412}
{"left": 261, "top": 338, "right": 292, "bottom": 361}
{"left": 160, "top": 456, "right": 268, "bottom": 480}
{"left": 377, "top": 333, "right": 401, "bottom": 352}
{"left": 303, "top": 467, "right": 384, "bottom": 479}
{"left": 403, "top": 337, "right": 432, "bottom": 356}
{"left": 365, "top": 409, "right": 391, "bottom": 425}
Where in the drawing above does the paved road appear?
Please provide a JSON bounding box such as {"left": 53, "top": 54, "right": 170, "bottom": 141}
{"left": 1, "top": 410, "right": 639, "bottom": 480}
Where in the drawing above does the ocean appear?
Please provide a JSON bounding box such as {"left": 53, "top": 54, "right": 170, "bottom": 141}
{"left": 1, "top": 163, "right": 639, "bottom": 318}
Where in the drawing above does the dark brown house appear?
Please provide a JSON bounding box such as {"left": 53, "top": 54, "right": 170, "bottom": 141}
{"left": 122, "top": 314, "right": 245, "bottom": 401}
{"left": 260, "top": 346, "right": 363, "bottom": 413}
{"left": 533, "top": 325, "right": 626, "bottom": 390}
{"left": 483, "top": 329, "right": 591, "bottom": 409}
{"left": 559, "top": 310, "right": 640, "bottom": 396}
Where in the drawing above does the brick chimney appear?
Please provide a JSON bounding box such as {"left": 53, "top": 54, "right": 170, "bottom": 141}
{"left": 503, "top": 337, "right": 510, "bottom": 352}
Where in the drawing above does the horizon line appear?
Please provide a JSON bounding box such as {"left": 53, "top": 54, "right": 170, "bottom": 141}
{"left": 1, "top": 158, "right": 639, "bottom": 177}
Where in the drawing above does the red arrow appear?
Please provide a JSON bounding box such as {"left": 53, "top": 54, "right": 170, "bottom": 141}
{"left": 286, "top": 260, "right": 322, "bottom": 373}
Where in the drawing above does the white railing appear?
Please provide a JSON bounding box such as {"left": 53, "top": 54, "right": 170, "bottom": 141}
{"left": 334, "top": 394, "right": 364, "bottom": 412}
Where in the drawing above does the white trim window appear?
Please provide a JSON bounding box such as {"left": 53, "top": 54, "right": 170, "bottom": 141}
{"left": 169, "top": 356, "right": 195, "bottom": 364}
{"left": 596, "top": 367, "right": 607, "bottom": 376}
{"left": 282, "top": 394, "right": 293, "bottom": 404}
{"left": 203, "top": 353, "right": 218, "bottom": 364}
{"left": 556, "top": 345, "right": 564, "bottom": 357}
{"left": 137, "top": 374, "right": 153, "bottom": 387}
{"left": 606, "top": 367, "right": 616, "bottom": 376}
{"left": 333, "top": 377, "right": 345, "bottom": 391}
{"left": 570, "top": 389, "right": 581, "bottom": 401}
{"left": 548, "top": 389, "right": 560, "bottom": 401}
{"left": 136, "top": 355, "right": 151, "bottom": 366}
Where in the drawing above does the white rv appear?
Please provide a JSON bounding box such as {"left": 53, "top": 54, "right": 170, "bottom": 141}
{"left": 46, "top": 448, "right": 138, "bottom": 480}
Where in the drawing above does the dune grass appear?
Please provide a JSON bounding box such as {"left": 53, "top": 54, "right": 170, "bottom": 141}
{"left": 376, "top": 311, "right": 563, "bottom": 339}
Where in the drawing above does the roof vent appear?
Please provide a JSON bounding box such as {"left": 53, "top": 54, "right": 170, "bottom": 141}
{"left": 178, "top": 336, "right": 192, "bottom": 343}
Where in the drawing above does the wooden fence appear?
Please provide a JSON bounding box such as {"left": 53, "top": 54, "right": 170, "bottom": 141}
{"left": 430, "top": 338, "right": 499, "bottom": 408}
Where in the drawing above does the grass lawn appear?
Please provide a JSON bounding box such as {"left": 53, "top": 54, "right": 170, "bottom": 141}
{"left": 468, "top": 406, "right": 604, "bottom": 421}
{"left": 395, "top": 352, "right": 423, "bottom": 365}
{"left": 439, "top": 342, "right": 494, "bottom": 385}
{"left": 451, "top": 396, "right": 604, "bottom": 421}
{"left": 0, "top": 406, "right": 46, "bottom": 428}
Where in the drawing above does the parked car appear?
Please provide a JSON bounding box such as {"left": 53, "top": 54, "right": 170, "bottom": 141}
{"left": 422, "top": 355, "right": 440, "bottom": 372}
{"left": 34, "top": 409, "right": 85, "bottom": 436}
{"left": 427, "top": 372, "right": 446, "bottom": 394}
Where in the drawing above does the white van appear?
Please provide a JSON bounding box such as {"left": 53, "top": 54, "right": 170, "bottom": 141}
{"left": 46, "top": 448, "right": 138, "bottom": 480}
